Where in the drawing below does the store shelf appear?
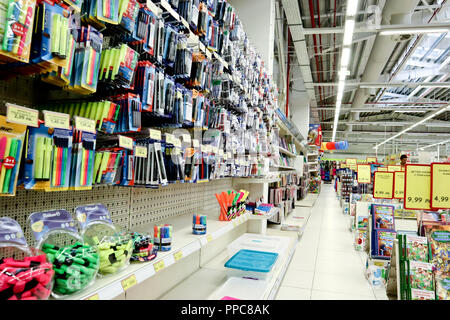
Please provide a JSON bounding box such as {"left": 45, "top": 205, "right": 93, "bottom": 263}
{"left": 278, "top": 165, "right": 296, "bottom": 170}
{"left": 232, "top": 177, "right": 281, "bottom": 184}
{"left": 65, "top": 210, "right": 252, "bottom": 300}
{"left": 278, "top": 146, "right": 297, "bottom": 157}
{"left": 307, "top": 162, "right": 318, "bottom": 165}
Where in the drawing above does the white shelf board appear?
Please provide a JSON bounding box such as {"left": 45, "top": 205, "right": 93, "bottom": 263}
{"left": 64, "top": 210, "right": 252, "bottom": 300}
{"left": 278, "top": 146, "right": 297, "bottom": 157}
{"left": 233, "top": 177, "right": 281, "bottom": 184}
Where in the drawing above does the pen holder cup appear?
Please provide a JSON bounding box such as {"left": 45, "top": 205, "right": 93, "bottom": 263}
{"left": 157, "top": 237, "right": 172, "bottom": 252}
{"left": 193, "top": 224, "right": 207, "bottom": 235}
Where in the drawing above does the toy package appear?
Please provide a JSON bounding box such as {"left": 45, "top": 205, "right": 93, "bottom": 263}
{"left": 0, "top": 114, "right": 26, "bottom": 196}
{"left": 405, "top": 235, "right": 429, "bottom": 262}
{"left": 75, "top": 204, "right": 133, "bottom": 275}
{"left": 27, "top": 209, "right": 99, "bottom": 298}
{"left": 0, "top": 0, "right": 37, "bottom": 63}
{"left": 434, "top": 271, "right": 450, "bottom": 300}
{"left": 0, "top": 217, "right": 54, "bottom": 300}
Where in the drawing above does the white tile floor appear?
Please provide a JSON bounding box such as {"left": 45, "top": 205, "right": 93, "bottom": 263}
{"left": 276, "top": 183, "right": 389, "bottom": 300}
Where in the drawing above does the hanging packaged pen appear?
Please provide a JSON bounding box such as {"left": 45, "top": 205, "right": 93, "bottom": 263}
{"left": 80, "top": 26, "right": 103, "bottom": 93}
{"left": 131, "top": 5, "right": 149, "bottom": 42}
{"left": 62, "top": 0, "right": 84, "bottom": 12}
{"left": 0, "top": 0, "right": 36, "bottom": 63}
{"left": 75, "top": 204, "right": 133, "bottom": 275}
{"left": 182, "top": 87, "right": 193, "bottom": 125}
{"left": 134, "top": 61, "right": 155, "bottom": 111}
{"left": 154, "top": 142, "right": 167, "bottom": 186}
{"left": 119, "top": 0, "right": 138, "bottom": 34}
{"left": 0, "top": 115, "right": 26, "bottom": 196}
{"left": 93, "top": 149, "right": 123, "bottom": 185}
{"left": 70, "top": 128, "right": 96, "bottom": 190}
{"left": 162, "top": 23, "right": 178, "bottom": 69}
{"left": 97, "top": 0, "right": 120, "bottom": 25}
{"left": 153, "top": 68, "right": 165, "bottom": 116}
{"left": 23, "top": 124, "right": 53, "bottom": 190}
{"left": 30, "top": 1, "right": 71, "bottom": 68}
{"left": 174, "top": 35, "right": 192, "bottom": 81}
{"left": 50, "top": 128, "right": 73, "bottom": 190}
{"left": 0, "top": 217, "right": 54, "bottom": 300}
{"left": 28, "top": 209, "right": 99, "bottom": 298}
{"left": 171, "top": 84, "right": 183, "bottom": 126}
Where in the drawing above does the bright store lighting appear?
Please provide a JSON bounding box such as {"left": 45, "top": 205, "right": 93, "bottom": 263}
{"left": 340, "top": 47, "right": 351, "bottom": 68}
{"left": 379, "top": 29, "right": 449, "bottom": 35}
{"left": 419, "top": 139, "right": 450, "bottom": 150}
{"left": 343, "top": 20, "right": 355, "bottom": 45}
{"left": 346, "top": 0, "right": 359, "bottom": 16}
{"left": 373, "top": 105, "right": 450, "bottom": 149}
{"left": 393, "top": 110, "right": 427, "bottom": 113}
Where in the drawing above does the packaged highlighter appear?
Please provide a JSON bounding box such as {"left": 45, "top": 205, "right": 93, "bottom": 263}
{"left": 0, "top": 115, "right": 26, "bottom": 196}
{"left": 28, "top": 210, "right": 99, "bottom": 298}
{"left": 0, "top": 0, "right": 36, "bottom": 63}
{"left": 76, "top": 204, "right": 133, "bottom": 275}
{"left": 0, "top": 217, "right": 54, "bottom": 300}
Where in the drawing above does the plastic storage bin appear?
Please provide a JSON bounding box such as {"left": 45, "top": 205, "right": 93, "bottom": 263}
{"left": 227, "top": 233, "right": 289, "bottom": 258}
{"left": 224, "top": 249, "right": 279, "bottom": 280}
{"left": 211, "top": 277, "right": 268, "bottom": 300}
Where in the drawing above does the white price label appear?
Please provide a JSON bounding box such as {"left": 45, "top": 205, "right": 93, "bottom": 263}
{"left": 119, "top": 135, "right": 134, "bottom": 150}
{"left": 150, "top": 129, "right": 162, "bottom": 141}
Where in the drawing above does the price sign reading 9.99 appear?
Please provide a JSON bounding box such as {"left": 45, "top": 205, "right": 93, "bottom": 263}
{"left": 431, "top": 163, "right": 450, "bottom": 210}
{"left": 404, "top": 164, "right": 431, "bottom": 210}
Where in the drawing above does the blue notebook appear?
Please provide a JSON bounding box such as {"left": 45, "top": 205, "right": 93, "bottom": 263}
{"left": 225, "top": 249, "right": 279, "bottom": 273}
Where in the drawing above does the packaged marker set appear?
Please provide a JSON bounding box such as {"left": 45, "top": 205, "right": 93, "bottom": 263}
{"left": 95, "top": 134, "right": 135, "bottom": 186}
{"left": 129, "top": 232, "right": 156, "bottom": 262}
{"left": 70, "top": 128, "right": 96, "bottom": 190}
{"left": 192, "top": 214, "right": 206, "bottom": 235}
{"left": 0, "top": 217, "right": 54, "bottom": 300}
{"left": 98, "top": 43, "right": 139, "bottom": 88}
{"left": 153, "top": 224, "right": 172, "bottom": 252}
{"left": 0, "top": 0, "right": 37, "bottom": 63}
{"left": 76, "top": 204, "right": 133, "bottom": 275}
{"left": 28, "top": 209, "right": 99, "bottom": 298}
{"left": 23, "top": 124, "right": 73, "bottom": 191}
{"left": 0, "top": 115, "right": 26, "bottom": 196}
{"left": 111, "top": 93, "right": 142, "bottom": 133}
{"left": 132, "top": 134, "right": 167, "bottom": 187}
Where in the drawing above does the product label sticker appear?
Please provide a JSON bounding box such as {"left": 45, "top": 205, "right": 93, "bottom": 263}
{"left": 119, "top": 135, "right": 134, "bottom": 150}
{"left": 6, "top": 103, "right": 39, "bottom": 127}
{"left": 153, "top": 260, "right": 165, "bottom": 272}
{"left": 135, "top": 146, "right": 148, "bottom": 158}
{"left": 121, "top": 274, "right": 137, "bottom": 291}
{"left": 173, "top": 251, "right": 183, "bottom": 261}
{"left": 85, "top": 293, "right": 100, "bottom": 300}
{"left": 206, "top": 235, "right": 213, "bottom": 242}
{"left": 28, "top": 210, "right": 77, "bottom": 242}
{"left": 74, "top": 116, "right": 96, "bottom": 133}
{"left": 43, "top": 110, "right": 70, "bottom": 130}
{"left": 75, "top": 204, "right": 113, "bottom": 230}
{"left": 0, "top": 217, "right": 26, "bottom": 246}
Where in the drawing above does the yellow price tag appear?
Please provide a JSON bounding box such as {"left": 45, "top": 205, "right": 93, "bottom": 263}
{"left": 388, "top": 165, "right": 402, "bottom": 172}
{"left": 367, "top": 157, "right": 377, "bottom": 163}
{"left": 121, "top": 274, "right": 137, "bottom": 291}
{"left": 6, "top": 103, "right": 39, "bottom": 127}
{"left": 206, "top": 235, "right": 213, "bottom": 242}
{"left": 173, "top": 251, "right": 183, "bottom": 261}
{"left": 165, "top": 133, "right": 174, "bottom": 144}
{"left": 431, "top": 163, "right": 450, "bottom": 209}
{"left": 192, "top": 139, "right": 199, "bottom": 148}
{"left": 232, "top": 220, "right": 238, "bottom": 227}
{"left": 154, "top": 260, "right": 165, "bottom": 272}
{"left": 346, "top": 158, "right": 357, "bottom": 166}
{"left": 357, "top": 165, "right": 371, "bottom": 184}
{"left": 119, "top": 135, "right": 133, "bottom": 150}
{"left": 135, "top": 146, "right": 148, "bottom": 158}
{"left": 74, "top": 116, "right": 96, "bottom": 133}
{"left": 405, "top": 165, "right": 431, "bottom": 210}
{"left": 394, "top": 171, "right": 405, "bottom": 199}
{"left": 150, "top": 129, "right": 162, "bottom": 141}
{"left": 373, "top": 172, "right": 394, "bottom": 199}
{"left": 182, "top": 134, "right": 191, "bottom": 142}
{"left": 43, "top": 110, "right": 70, "bottom": 129}
{"left": 85, "top": 293, "right": 99, "bottom": 300}
{"left": 378, "top": 167, "right": 388, "bottom": 172}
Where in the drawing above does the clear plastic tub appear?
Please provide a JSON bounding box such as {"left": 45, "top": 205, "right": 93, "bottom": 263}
{"left": 212, "top": 277, "right": 269, "bottom": 300}
{"left": 226, "top": 233, "right": 289, "bottom": 258}
{"left": 224, "top": 249, "right": 279, "bottom": 280}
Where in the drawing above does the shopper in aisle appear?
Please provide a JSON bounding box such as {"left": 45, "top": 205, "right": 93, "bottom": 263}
{"left": 400, "top": 155, "right": 408, "bottom": 168}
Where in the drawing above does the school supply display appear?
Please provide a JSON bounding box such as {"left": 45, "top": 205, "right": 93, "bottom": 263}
{"left": 153, "top": 224, "right": 172, "bottom": 251}
{"left": 70, "top": 127, "right": 96, "bottom": 190}
{"left": 0, "top": 115, "right": 26, "bottom": 196}
{"left": 28, "top": 209, "right": 99, "bottom": 298}
{"left": 215, "top": 189, "right": 249, "bottom": 221}
{"left": 75, "top": 204, "right": 133, "bottom": 275}
{"left": 192, "top": 214, "right": 206, "bottom": 235}
{"left": 0, "top": 217, "right": 54, "bottom": 300}
{"left": 129, "top": 232, "right": 157, "bottom": 262}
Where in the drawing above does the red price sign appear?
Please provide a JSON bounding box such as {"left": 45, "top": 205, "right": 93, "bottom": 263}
{"left": 3, "top": 156, "right": 16, "bottom": 169}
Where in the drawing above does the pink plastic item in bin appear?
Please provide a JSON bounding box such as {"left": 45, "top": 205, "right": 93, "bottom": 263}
{"left": 221, "top": 296, "right": 240, "bottom": 300}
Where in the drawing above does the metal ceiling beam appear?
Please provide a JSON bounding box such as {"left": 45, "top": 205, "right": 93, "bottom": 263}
{"left": 316, "top": 107, "right": 440, "bottom": 112}
{"left": 323, "top": 130, "right": 450, "bottom": 137}
{"left": 311, "top": 82, "right": 450, "bottom": 87}
{"left": 299, "top": 23, "right": 450, "bottom": 35}
{"left": 320, "top": 121, "right": 450, "bottom": 127}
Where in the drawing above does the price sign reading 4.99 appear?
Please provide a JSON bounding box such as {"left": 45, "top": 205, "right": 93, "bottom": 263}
{"left": 404, "top": 164, "right": 431, "bottom": 210}
{"left": 431, "top": 163, "right": 450, "bottom": 210}
{"left": 357, "top": 164, "right": 371, "bottom": 184}
{"left": 373, "top": 172, "right": 394, "bottom": 199}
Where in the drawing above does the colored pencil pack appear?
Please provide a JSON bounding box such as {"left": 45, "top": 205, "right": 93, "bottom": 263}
{"left": 0, "top": 0, "right": 37, "bottom": 63}
{"left": 0, "top": 115, "right": 26, "bottom": 196}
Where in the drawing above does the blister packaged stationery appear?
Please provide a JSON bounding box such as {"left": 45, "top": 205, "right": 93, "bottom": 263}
{"left": 28, "top": 209, "right": 99, "bottom": 298}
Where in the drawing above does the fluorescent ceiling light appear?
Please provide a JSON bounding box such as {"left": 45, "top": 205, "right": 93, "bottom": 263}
{"left": 420, "top": 139, "right": 450, "bottom": 150}
{"left": 380, "top": 29, "right": 449, "bottom": 35}
{"left": 346, "top": 0, "right": 359, "bottom": 16}
{"left": 340, "top": 47, "right": 351, "bottom": 68}
{"left": 343, "top": 20, "right": 355, "bottom": 45}
{"left": 394, "top": 110, "right": 427, "bottom": 113}
{"left": 373, "top": 105, "right": 450, "bottom": 149}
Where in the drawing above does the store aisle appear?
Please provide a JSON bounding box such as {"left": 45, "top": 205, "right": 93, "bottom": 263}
{"left": 276, "top": 183, "right": 386, "bottom": 300}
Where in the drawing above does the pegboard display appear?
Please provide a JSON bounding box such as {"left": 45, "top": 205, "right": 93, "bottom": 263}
{"left": 0, "top": 179, "right": 233, "bottom": 247}
{"left": 129, "top": 178, "right": 232, "bottom": 229}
